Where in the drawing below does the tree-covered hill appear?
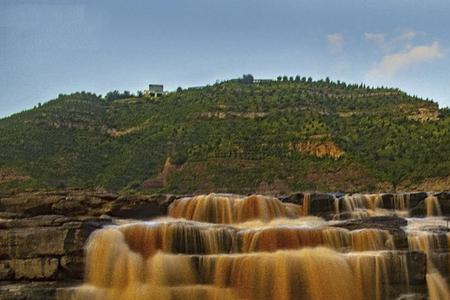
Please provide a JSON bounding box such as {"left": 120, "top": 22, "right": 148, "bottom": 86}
{"left": 1, "top": 76, "right": 449, "bottom": 194}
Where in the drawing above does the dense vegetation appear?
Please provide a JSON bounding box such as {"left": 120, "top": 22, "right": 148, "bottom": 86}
{"left": 1, "top": 76, "right": 449, "bottom": 194}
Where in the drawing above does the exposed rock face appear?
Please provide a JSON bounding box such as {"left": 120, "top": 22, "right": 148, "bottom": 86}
{"left": 0, "top": 281, "right": 71, "bottom": 300}
{"left": 307, "top": 193, "right": 337, "bottom": 218}
{"left": 0, "top": 168, "right": 31, "bottom": 185}
{"left": 407, "top": 106, "right": 440, "bottom": 122}
{"left": 333, "top": 216, "right": 409, "bottom": 249}
{"left": 333, "top": 216, "right": 408, "bottom": 231}
{"left": 289, "top": 141, "right": 345, "bottom": 159}
{"left": 380, "top": 192, "right": 428, "bottom": 210}
{"left": 0, "top": 216, "right": 112, "bottom": 280}
{"left": 0, "top": 190, "right": 177, "bottom": 300}
{"left": 436, "top": 192, "right": 450, "bottom": 215}
{"left": 279, "top": 192, "right": 336, "bottom": 218}
{"left": 0, "top": 190, "right": 177, "bottom": 219}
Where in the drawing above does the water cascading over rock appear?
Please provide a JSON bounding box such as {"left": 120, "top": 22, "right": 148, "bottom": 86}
{"left": 68, "top": 193, "right": 450, "bottom": 300}
{"left": 407, "top": 218, "right": 450, "bottom": 299}
{"left": 168, "top": 194, "right": 295, "bottom": 223}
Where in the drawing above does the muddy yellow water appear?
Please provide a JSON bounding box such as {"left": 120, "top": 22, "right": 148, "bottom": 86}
{"left": 72, "top": 194, "right": 450, "bottom": 300}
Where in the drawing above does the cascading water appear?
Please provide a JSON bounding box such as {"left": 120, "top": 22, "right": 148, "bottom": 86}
{"left": 336, "top": 193, "right": 413, "bottom": 219}
{"left": 406, "top": 217, "right": 450, "bottom": 299}
{"left": 425, "top": 195, "right": 443, "bottom": 217}
{"left": 69, "top": 193, "right": 450, "bottom": 300}
{"left": 168, "top": 194, "right": 295, "bottom": 223}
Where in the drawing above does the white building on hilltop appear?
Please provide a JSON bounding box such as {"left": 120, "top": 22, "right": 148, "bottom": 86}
{"left": 143, "top": 84, "right": 164, "bottom": 97}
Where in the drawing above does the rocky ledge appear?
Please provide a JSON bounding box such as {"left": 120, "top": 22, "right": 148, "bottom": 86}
{"left": 0, "top": 189, "right": 179, "bottom": 299}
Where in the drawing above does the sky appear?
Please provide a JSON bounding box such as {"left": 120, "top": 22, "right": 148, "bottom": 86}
{"left": 1, "top": 0, "right": 450, "bottom": 118}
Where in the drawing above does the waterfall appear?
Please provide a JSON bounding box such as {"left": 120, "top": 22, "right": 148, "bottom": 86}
{"left": 69, "top": 193, "right": 450, "bottom": 300}
{"left": 425, "top": 194, "right": 443, "bottom": 217}
{"left": 407, "top": 218, "right": 450, "bottom": 300}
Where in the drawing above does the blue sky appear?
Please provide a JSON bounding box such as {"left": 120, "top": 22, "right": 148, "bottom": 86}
{"left": 1, "top": 0, "right": 450, "bottom": 117}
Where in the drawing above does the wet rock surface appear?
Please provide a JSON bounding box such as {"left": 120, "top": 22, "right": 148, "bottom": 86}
{"left": 395, "top": 293, "right": 427, "bottom": 300}
{"left": 436, "top": 192, "right": 450, "bottom": 215}
{"left": 333, "top": 216, "right": 410, "bottom": 249}
{"left": 0, "top": 281, "right": 79, "bottom": 300}
{"left": 333, "top": 216, "right": 408, "bottom": 231}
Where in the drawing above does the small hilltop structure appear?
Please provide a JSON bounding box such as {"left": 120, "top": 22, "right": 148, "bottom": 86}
{"left": 143, "top": 84, "right": 165, "bottom": 97}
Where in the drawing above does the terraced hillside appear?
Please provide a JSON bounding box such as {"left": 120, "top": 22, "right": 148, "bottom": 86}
{"left": 1, "top": 77, "right": 449, "bottom": 193}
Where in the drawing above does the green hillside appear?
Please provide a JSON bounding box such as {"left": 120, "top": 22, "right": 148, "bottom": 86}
{"left": 1, "top": 76, "right": 449, "bottom": 194}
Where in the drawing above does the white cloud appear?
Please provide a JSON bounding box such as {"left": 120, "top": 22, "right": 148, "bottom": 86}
{"left": 397, "top": 30, "right": 418, "bottom": 41}
{"left": 365, "top": 30, "right": 423, "bottom": 53}
{"left": 327, "top": 33, "right": 344, "bottom": 54}
{"left": 364, "top": 32, "right": 386, "bottom": 50}
{"left": 367, "top": 41, "right": 444, "bottom": 78}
